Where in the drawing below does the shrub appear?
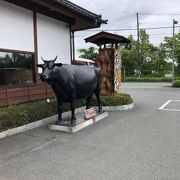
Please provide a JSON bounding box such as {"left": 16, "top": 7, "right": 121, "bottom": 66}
{"left": 90, "top": 93, "right": 133, "bottom": 106}
{"left": 123, "top": 76, "right": 180, "bottom": 82}
{"left": 123, "top": 77, "right": 172, "bottom": 82}
{"left": 0, "top": 93, "right": 133, "bottom": 132}
{"left": 172, "top": 80, "right": 180, "bottom": 87}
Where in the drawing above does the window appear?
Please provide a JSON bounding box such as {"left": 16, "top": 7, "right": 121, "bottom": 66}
{"left": 0, "top": 50, "right": 35, "bottom": 86}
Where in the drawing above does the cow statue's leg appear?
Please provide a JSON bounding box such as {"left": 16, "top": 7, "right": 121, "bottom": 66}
{"left": 86, "top": 93, "right": 93, "bottom": 110}
{"left": 95, "top": 84, "right": 102, "bottom": 113}
{"left": 70, "top": 100, "right": 76, "bottom": 126}
{"left": 69, "top": 86, "right": 76, "bottom": 126}
{"left": 56, "top": 99, "right": 63, "bottom": 125}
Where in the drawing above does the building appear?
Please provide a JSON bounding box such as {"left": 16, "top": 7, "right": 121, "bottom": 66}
{"left": 0, "top": 0, "right": 106, "bottom": 106}
{"left": 73, "top": 57, "right": 95, "bottom": 66}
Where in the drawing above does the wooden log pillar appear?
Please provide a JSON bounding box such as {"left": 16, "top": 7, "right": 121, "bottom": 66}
{"left": 95, "top": 46, "right": 122, "bottom": 95}
{"left": 114, "top": 46, "right": 122, "bottom": 93}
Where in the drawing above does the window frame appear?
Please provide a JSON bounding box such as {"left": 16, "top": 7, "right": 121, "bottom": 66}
{"left": 0, "top": 48, "right": 36, "bottom": 87}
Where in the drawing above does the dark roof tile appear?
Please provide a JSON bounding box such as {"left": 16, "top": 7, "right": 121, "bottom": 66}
{"left": 85, "top": 31, "right": 131, "bottom": 45}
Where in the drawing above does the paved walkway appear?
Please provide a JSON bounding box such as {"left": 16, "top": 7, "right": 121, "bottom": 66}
{"left": 0, "top": 83, "right": 180, "bottom": 180}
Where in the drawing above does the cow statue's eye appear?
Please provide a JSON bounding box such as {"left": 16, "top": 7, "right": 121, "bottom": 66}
{"left": 43, "top": 64, "right": 47, "bottom": 68}
{"left": 48, "top": 64, "right": 53, "bottom": 69}
{"left": 48, "top": 61, "right": 54, "bottom": 69}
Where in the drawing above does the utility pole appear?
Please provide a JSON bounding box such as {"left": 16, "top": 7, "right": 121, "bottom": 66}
{"left": 172, "top": 19, "right": 178, "bottom": 83}
{"left": 136, "top": 13, "right": 140, "bottom": 75}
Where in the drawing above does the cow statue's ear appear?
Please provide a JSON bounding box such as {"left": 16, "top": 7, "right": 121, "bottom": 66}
{"left": 37, "top": 64, "right": 43, "bottom": 68}
{"left": 54, "top": 63, "right": 62, "bottom": 67}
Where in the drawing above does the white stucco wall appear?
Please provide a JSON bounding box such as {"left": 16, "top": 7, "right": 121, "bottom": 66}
{"left": 37, "top": 14, "right": 71, "bottom": 65}
{"left": 0, "top": 1, "right": 71, "bottom": 69}
{"left": 0, "top": 1, "right": 34, "bottom": 52}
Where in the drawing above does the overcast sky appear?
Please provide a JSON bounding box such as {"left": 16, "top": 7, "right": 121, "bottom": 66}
{"left": 70, "top": 0, "right": 180, "bottom": 56}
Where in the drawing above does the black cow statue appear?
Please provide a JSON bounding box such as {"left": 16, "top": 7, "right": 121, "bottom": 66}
{"left": 37, "top": 56, "right": 101, "bottom": 126}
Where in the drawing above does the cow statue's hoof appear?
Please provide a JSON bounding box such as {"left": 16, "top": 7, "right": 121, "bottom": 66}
{"left": 56, "top": 120, "right": 62, "bottom": 125}
{"left": 98, "top": 109, "right": 102, "bottom": 114}
{"left": 70, "top": 117, "right": 76, "bottom": 127}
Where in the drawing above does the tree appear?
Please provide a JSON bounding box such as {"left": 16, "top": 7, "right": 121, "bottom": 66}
{"left": 121, "top": 29, "right": 170, "bottom": 77}
{"left": 121, "top": 35, "right": 138, "bottom": 76}
{"left": 160, "top": 33, "right": 180, "bottom": 75}
{"left": 122, "top": 30, "right": 154, "bottom": 76}
{"left": 78, "top": 46, "right": 97, "bottom": 60}
{"left": 137, "top": 29, "right": 160, "bottom": 75}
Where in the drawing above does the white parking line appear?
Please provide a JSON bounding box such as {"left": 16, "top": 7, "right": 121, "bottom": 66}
{"left": 159, "top": 100, "right": 171, "bottom": 110}
{"left": 161, "top": 108, "right": 180, "bottom": 112}
{"left": 159, "top": 99, "right": 180, "bottom": 112}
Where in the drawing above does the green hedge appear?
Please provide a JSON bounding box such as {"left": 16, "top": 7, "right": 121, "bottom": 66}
{"left": 0, "top": 93, "right": 133, "bottom": 132}
{"left": 90, "top": 94, "right": 133, "bottom": 106}
{"left": 123, "top": 77, "right": 172, "bottom": 82}
{"left": 123, "top": 76, "right": 180, "bottom": 82}
{"left": 172, "top": 80, "right": 180, "bottom": 87}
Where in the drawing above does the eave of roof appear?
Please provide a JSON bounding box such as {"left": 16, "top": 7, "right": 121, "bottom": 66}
{"left": 54, "top": 0, "right": 108, "bottom": 30}
{"left": 85, "top": 31, "right": 131, "bottom": 45}
{"left": 55, "top": 0, "right": 101, "bottom": 19}
{"left": 4, "top": 0, "right": 107, "bottom": 31}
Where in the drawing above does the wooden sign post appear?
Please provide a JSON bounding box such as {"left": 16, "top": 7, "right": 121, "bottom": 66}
{"left": 84, "top": 107, "right": 97, "bottom": 120}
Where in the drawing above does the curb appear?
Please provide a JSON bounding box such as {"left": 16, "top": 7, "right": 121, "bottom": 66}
{"left": 0, "top": 103, "right": 134, "bottom": 139}
{"left": 0, "top": 106, "right": 85, "bottom": 139}
{"left": 102, "top": 103, "right": 134, "bottom": 111}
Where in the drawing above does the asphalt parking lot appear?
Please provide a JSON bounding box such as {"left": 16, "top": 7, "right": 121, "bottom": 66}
{"left": 0, "top": 82, "right": 180, "bottom": 180}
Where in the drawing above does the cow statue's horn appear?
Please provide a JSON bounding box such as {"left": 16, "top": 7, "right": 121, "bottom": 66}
{"left": 53, "top": 56, "right": 58, "bottom": 62}
{"left": 41, "top": 56, "right": 57, "bottom": 62}
{"left": 41, "top": 57, "right": 45, "bottom": 62}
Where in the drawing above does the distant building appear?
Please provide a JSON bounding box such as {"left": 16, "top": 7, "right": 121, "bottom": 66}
{"left": 73, "top": 57, "right": 95, "bottom": 66}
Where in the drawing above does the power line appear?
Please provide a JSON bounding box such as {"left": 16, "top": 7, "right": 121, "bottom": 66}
{"left": 139, "top": 13, "right": 180, "bottom": 16}
{"left": 141, "top": 26, "right": 180, "bottom": 30}
{"left": 83, "top": 25, "right": 180, "bottom": 32}
{"left": 74, "top": 34, "right": 172, "bottom": 38}
{"left": 75, "top": 32, "right": 174, "bottom": 38}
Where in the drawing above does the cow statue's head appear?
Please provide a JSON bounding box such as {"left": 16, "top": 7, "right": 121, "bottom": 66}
{"left": 37, "top": 56, "right": 62, "bottom": 82}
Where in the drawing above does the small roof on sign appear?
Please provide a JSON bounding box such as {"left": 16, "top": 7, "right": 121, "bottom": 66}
{"left": 85, "top": 31, "right": 131, "bottom": 46}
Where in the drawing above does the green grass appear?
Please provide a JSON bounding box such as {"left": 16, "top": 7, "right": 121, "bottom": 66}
{"left": 0, "top": 93, "right": 133, "bottom": 132}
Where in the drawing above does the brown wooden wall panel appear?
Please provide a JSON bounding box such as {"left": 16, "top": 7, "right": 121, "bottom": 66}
{"left": 0, "top": 99, "right": 7, "bottom": 106}
{"left": 0, "top": 89, "right": 6, "bottom": 94}
{"left": 8, "top": 90, "right": 29, "bottom": 98}
{"left": 47, "top": 93, "right": 55, "bottom": 98}
{"left": 30, "top": 89, "right": 46, "bottom": 95}
{"left": 0, "top": 82, "right": 55, "bottom": 107}
{"left": 47, "top": 92, "right": 54, "bottom": 96}
{"left": 30, "top": 94, "right": 47, "bottom": 100}
{"left": 29, "top": 84, "right": 45, "bottom": 90}
{"left": 7, "top": 87, "right": 29, "bottom": 93}
{"left": 47, "top": 90, "right": 54, "bottom": 94}
{"left": 0, "top": 94, "right": 7, "bottom": 99}
{"left": 9, "top": 96, "right": 29, "bottom": 104}
{"left": 46, "top": 84, "right": 52, "bottom": 88}
{"left": 47, "top": 87, "right": 53, "bottom": 92}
